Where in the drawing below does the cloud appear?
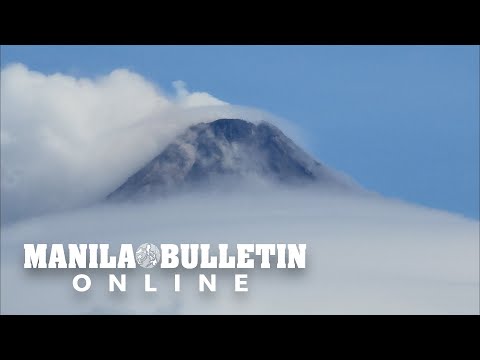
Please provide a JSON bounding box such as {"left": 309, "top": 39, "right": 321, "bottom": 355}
{"left": 3, "top": 64, "right": 476, "bottom": 315}
{"left": 1, "top": 190, "right": 478, "bottom": 314}
{"left": 0, "top": 64, "right": 289, "bottom": 224}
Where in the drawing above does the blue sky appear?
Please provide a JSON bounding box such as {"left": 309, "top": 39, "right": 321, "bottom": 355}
{"left": 1, "top": 45, "right": 478, "bottom": 219}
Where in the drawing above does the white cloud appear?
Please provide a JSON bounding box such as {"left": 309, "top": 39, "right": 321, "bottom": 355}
{"left": 3, "top": 64, "right": 476, "bottom": 315}
{"left": 1, "top": 190, "right": 478, "bottom": 314}
{"left": 172, "top": 79, "right": 227, "bottom": 108}
{"left": 0, "top": 64, "right": 287, "bottom": 223}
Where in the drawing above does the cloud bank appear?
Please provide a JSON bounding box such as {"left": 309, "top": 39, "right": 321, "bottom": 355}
{"left": 1, "top": 64, "right": 291, "bottom": 223}
{"left": 1, "top": 190, "right": 478, "bottom": 314}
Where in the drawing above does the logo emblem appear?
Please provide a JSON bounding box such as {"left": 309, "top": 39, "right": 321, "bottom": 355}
{"left": 135, "top": 243, "right": 160, "bottom": 268}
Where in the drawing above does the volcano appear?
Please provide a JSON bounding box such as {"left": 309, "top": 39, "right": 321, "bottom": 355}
{"left": 106, "top": 118, "right": 359, "bottom": 201}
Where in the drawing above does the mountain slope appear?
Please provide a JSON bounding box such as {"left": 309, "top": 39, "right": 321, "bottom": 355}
{"left": 107, "top": 118, "right": 358, "bottom": 200}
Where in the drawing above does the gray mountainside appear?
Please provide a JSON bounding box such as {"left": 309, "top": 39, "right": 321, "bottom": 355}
{"left": 107, "top": 119, "right": 359, "bottom": 201}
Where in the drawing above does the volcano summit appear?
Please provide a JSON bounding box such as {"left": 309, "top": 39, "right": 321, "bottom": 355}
{"left": 107, "top": 118, "right": 358, "bottom": 201}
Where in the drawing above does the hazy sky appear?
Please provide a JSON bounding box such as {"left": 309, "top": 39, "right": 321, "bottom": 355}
{"left": 1, "top": 45, "right": 478, "bottom": 218}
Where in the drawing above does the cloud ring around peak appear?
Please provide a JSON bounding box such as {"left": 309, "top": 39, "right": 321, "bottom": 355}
{"left": 0, "top": 64, "right": 297, "bottom": 223}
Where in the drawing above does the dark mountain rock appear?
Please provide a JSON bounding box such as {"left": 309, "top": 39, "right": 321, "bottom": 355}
{"left": 107, "top": 118, "right": 358, "bottom": 201}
